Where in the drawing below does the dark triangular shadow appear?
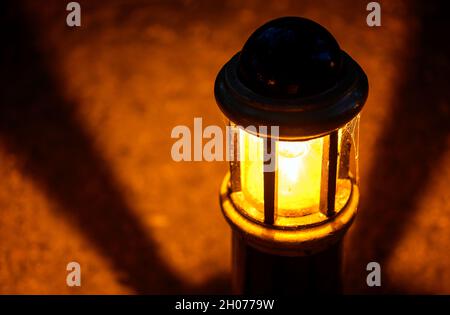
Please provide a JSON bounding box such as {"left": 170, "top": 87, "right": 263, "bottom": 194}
{"left": 0, "top": 1, "right": 230, "bottom": 294}
{"left": 346, "top": 0, "right": 450, "bottom": 293}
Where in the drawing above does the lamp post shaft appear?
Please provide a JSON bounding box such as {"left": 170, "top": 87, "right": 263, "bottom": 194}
{"left": 232, "top": 232, "right": 343, "bottom": 294}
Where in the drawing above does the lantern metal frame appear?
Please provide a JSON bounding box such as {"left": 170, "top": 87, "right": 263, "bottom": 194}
{"left": 215, "top": 34, "right": 368, "bottom": 293}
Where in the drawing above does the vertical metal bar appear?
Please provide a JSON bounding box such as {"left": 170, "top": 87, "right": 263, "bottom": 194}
{"left": 338, "top": 130, "right": 351, "bottom": 179}
{"left": 229, "top": 124, "right": 241, "bottom": 192}
{"left": 327, "top": 131, "right": 339, "bottom": 217}
{"left": 320, "top": 136, "right": 330, "bottom": 215}
{"left": 263, "top": 137, "right": 275, "bottom": 225}
{"left": 320, "top": 131, "right": 339, "bottom": 217}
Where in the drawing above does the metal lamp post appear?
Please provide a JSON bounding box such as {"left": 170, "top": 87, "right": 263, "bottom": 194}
{"left": 214, "top": 17, "right": 368, "bottom": 294}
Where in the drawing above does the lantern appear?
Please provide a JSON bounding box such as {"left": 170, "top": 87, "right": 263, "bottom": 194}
{"left": 215, "top": 17, "right": 368, "bottom": 294}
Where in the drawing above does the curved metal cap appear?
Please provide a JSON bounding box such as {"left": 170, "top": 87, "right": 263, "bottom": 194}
{"left": 214, "top": 17, "right": 368, "bottom": 140}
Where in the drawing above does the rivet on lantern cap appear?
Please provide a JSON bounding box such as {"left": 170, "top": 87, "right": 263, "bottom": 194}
{"left": 215, "top": 16, "right": 369, "bottom": 140}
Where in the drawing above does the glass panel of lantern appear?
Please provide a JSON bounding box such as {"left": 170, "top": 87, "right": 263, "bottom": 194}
{"left": 228, "top": 115, "right": 359, "bottom": 227}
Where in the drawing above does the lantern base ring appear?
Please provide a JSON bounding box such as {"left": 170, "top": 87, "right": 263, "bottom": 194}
{"left": 220, "top": 172, "right": 359, "bottom": 257}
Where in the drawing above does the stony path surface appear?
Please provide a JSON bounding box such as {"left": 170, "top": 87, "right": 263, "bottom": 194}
{"left": 0, "top": 0, "right": 448, "bottom": 293}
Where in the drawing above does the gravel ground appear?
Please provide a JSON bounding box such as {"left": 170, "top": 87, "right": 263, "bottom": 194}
{"left": 0, "top": 0, "right": 448, "bottom": 294}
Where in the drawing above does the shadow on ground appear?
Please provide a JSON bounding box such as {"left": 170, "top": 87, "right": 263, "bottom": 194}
{"left": 347, "top": 0, "right": 450, "bottom": 293}
{"left": 0, "top": 1, "right": 229, "bottom": 294}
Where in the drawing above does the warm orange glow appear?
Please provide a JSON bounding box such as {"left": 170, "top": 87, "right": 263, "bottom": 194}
{"left": 239, "top": 129, "right": 264, "bottom": 209}
{"left": 239, "top": 129, "right": 323, "bottom": 217}
{"left": 276, "top": 138, "right": 323, "bottom": 216}
{"left": 234, "top": 127, "right": 353, "bottom": 226}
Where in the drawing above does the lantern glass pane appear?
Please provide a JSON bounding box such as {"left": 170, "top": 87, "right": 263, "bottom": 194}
{"left": 239, "top": 128, "right": 264, "bottom": 210}
{"left": 276, "top": 137, "right": 323, "bottom": 216}
{"left": 228, "top": 115, "right": 359, "bottom": 226}
{"left": 338, "top": 115, "right": 359, "bottom": 183}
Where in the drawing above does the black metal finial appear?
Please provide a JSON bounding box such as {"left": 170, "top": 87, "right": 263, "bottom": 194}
{"left": 238, "top": 17, "right": 342, "bottom": 98}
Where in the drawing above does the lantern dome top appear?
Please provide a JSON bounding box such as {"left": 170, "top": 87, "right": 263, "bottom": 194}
{"left": 239, "top": 17, "right": 342, "bottom": 98}
{"left": 214, "top": 16, "right": 368, "bottom": 140}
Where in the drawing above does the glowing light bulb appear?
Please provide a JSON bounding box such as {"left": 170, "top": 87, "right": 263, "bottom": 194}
{"left": 278, "top": 141, "right": 309, "bottom": 158}
{"left": 238, "top": 129, "right": 323, "bottom": 218}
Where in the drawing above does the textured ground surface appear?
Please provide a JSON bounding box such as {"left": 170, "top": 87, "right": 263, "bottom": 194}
{"left": 0, "top": 0, "right": 449, "bottom": 294}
